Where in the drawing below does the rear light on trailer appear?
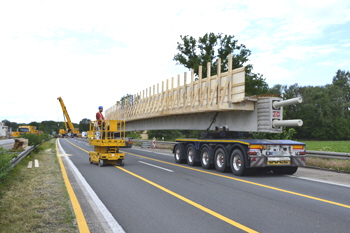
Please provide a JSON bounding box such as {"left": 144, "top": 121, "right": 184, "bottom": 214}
{"left": 250, "top": 144, "right": 262, "bottom": 149}
{"left": 293, "top": 145, "right": 304, "bottom": 150}
{"left": 248, "top": 151, "right": 257, "bottom": 155}
{"left": 292, "top": 145, "right": 306, "bottom": 156}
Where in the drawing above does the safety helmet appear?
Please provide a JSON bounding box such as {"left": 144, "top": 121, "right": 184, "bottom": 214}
{"left": 99, "top": 106, "right": 103, "bottom": 109}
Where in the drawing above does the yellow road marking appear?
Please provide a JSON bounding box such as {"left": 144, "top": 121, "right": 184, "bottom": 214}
{"left": 125, "top": 151, "right": 350, "bottom": 209}
{"left": 61, "top": 139, "right": 350, "bottom": 209}
{"left": 117, "top": 166, "right": 258, "bottom": 233}
{"left": 56, "top": 139, "right": 90, "bottom": 233}
{"left": 64, "top": 139, "right": 257, "bottom": 231}
{"left": 64, "top": 138, "right": 90, "bottom": 153}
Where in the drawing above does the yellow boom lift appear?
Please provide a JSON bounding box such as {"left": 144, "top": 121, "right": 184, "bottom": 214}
{"left": 88, "top": 120, "right": 126, "bottom": 166}
{"left": 57, "top": 97, "right": 81, "bottom": 138}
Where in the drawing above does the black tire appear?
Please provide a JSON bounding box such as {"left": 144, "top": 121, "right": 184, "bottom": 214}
{"left": 272, "top": 166, "right": 298, "bottom": 175}
{"left": 200, "top": 145, "right": 213, "bottom": 169}
{"left": 214, "top": 147, "right": 229, "bottom": 172}
{"left": 117, "top": 160, "right": 125, "bottom": 166}
{"left": 186, "top": 144, "right": 197, "bottom": 166}
{"left": 89, "top": 157, "right": 93, "bottom": 164}
{"left": 98, "top": 159, "right": 105, "bottom": 167}
{"left": 230, "top": 149, "right": 247, "bottom": 176}
{"left": 174, "top": 144, "right": 186, "bottom": 164}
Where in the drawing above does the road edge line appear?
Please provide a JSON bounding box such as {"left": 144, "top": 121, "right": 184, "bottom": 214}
{"left": 56, "top": 139, "right": 90, "bottom": 233}
{"left": 59, "top": 138, "right": 125, "bottom": 233}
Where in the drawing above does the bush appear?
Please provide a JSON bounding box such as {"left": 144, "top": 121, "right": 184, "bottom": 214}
{"left": 17, "top": 133, "right": 51, "bottom": 146}
{"left": 0, "top": 147, "right": 11, "bottom": 182}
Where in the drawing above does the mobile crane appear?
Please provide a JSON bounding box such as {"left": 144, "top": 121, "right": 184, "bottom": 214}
{"left": 57, "top": 97, "right": 80, "bottom": 138}
{"left": 88, "top": 119, "right": 126, "bottom": 167}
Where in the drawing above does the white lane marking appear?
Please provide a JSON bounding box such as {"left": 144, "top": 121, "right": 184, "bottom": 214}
{"left": 57, "top": 139, "right": 125, "bottom": 233}
{"left": 139, "top": 161, "right": 174, "bottom": 172}
{"left": 289, "top": 175, "right": 350, "bottom": 188}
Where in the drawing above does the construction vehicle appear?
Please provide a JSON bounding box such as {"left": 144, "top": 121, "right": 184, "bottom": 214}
{"left": 120, "top": 137, "right": 133, "bottom": 148}
{"left": 58, "top": 129, "right": 67, "bottom": 138}
{"left": 11, "top": 126, "right": 41, "bottom": 137}
{"left": 88, "top": 119, "right": 126, "bottom": 167}
{"left": 172, "top": 97, "right": 306, "bottom": 176}
{"left": 57, "top": 97, "right": 81, "bottom": 138}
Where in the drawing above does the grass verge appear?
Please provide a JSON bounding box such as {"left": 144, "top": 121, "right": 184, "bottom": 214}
{"left": 301, "top": 140, "right": 350, "bottom": 153}
{"left": 0, "top": 139, "right": 77, "bottom": 233}
{"left": 306, "top": 157, "right": 350, "bottom": 173}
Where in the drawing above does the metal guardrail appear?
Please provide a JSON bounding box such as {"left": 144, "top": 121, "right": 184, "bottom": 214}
{"left": 141, "top": 141, "right": 152, "bottom": 148}
{"left": 306, "top": 150, "right": 350, "bottom": 160}
{"left": 10, "top": 146, "right": 36, "bottom": 168}
{"left": 133, "top": 139, "right": 350, "bottom": 160}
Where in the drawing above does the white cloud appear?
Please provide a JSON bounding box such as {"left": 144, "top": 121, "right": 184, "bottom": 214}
{"left": 0, "top": 0, "right": 349, "bottom": 123}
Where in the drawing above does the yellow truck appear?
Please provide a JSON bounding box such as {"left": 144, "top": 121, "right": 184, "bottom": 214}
{"left": 12, "top": 126, "right": 41, "bottom": 137}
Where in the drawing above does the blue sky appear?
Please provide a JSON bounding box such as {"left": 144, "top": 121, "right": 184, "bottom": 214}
{"left": 0, "top": 0, "right": 349, "bottom": 124}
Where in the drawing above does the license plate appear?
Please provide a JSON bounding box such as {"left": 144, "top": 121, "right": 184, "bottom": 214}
{"left": 270, "top": 151, "right": 283, "bottom": 156}
{"left": 267, "top": 160, "right": 290, "bottom": 165}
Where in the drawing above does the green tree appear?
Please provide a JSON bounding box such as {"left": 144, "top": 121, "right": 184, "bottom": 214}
{"left": 79, "top": 118, "right": 91, "bottom": 132}
{"left": 148, "top": 130, "right": 183, "bottom": 141}
{"left": 119, "top": 93, "right": 140, "bottom": 106}
{"left": 29, "top": 121, "right": 39, "bottom": 127}
{"left": 173, "top": 33, "right": 268, "bottom": 95}
{"left": 332, "top": 69, "right": 350, "bottom": 107}
{"left": 1, "top": 119, "right": 18, "bottom": 131}
{"left": 284, "top": 84, "right": 350, "bottom": 140}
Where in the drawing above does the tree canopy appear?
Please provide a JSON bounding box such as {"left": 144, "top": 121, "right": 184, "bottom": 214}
{"left": 79, "top": 118, "right": 91, "bottom": 132}
{"left": 266, "top": 69, "right": 350, "bottom": 140}
{"left": 173, "top": 33, "right": 268, "bottom": 95}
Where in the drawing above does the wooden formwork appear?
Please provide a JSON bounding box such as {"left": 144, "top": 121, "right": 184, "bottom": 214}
{"left": 106, "top": 54, "right": 253, "bottom": 122}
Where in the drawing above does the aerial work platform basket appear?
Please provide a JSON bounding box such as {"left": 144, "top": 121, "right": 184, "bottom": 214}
{"left": 88, "top": 120, "right": 126, "bottom": 167}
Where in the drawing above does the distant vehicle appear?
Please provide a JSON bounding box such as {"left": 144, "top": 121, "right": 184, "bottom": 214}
{"left": 120, "top": 137, "right": 133, "bottom": 148}
{"left": 11, "top": 126, "right": 42, "bottom": 137}
{"left": 125, "top": 137, "right": 133, "bottom": 148}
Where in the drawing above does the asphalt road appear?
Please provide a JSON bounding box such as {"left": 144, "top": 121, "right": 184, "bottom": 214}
{"left": 0, "top": 139, "right": 14, "bottom": 149}
{"left": 59, "top": 138, "right": 350, "bottom": 233}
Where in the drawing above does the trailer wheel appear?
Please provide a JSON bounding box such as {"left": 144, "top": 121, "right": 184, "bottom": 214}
{"left": 98, "top": 159, "right": 105, "bottom": 167}
{"left": 89, "top": 157, "right": 93, "bottom": 164}
{"left": 186, "top": 144, "right": 197, "bottom": 166}
{"left": 214, "top": 147, "right": 229, "bottom": 172}
{"left": 230, "top": 149, "right": 247, "bottom": 176}
{"left": 200, "top": 145, "right": 213, "bottom": 169}
{"left": 174, "top": 144, "right": 185, "bottom": 164}
{"left": 272, "top": 166, "right": 298, "bottom": 175}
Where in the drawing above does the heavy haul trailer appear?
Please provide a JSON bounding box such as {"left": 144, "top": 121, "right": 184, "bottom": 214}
{"left": 88, "top": 120, "right": 126, "bottom": 167}
{"left": 173, "top": 137, "right": 306, "bottom": 176}
{"left": 172, "top": 97, "right": 306, "bottom": 176}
